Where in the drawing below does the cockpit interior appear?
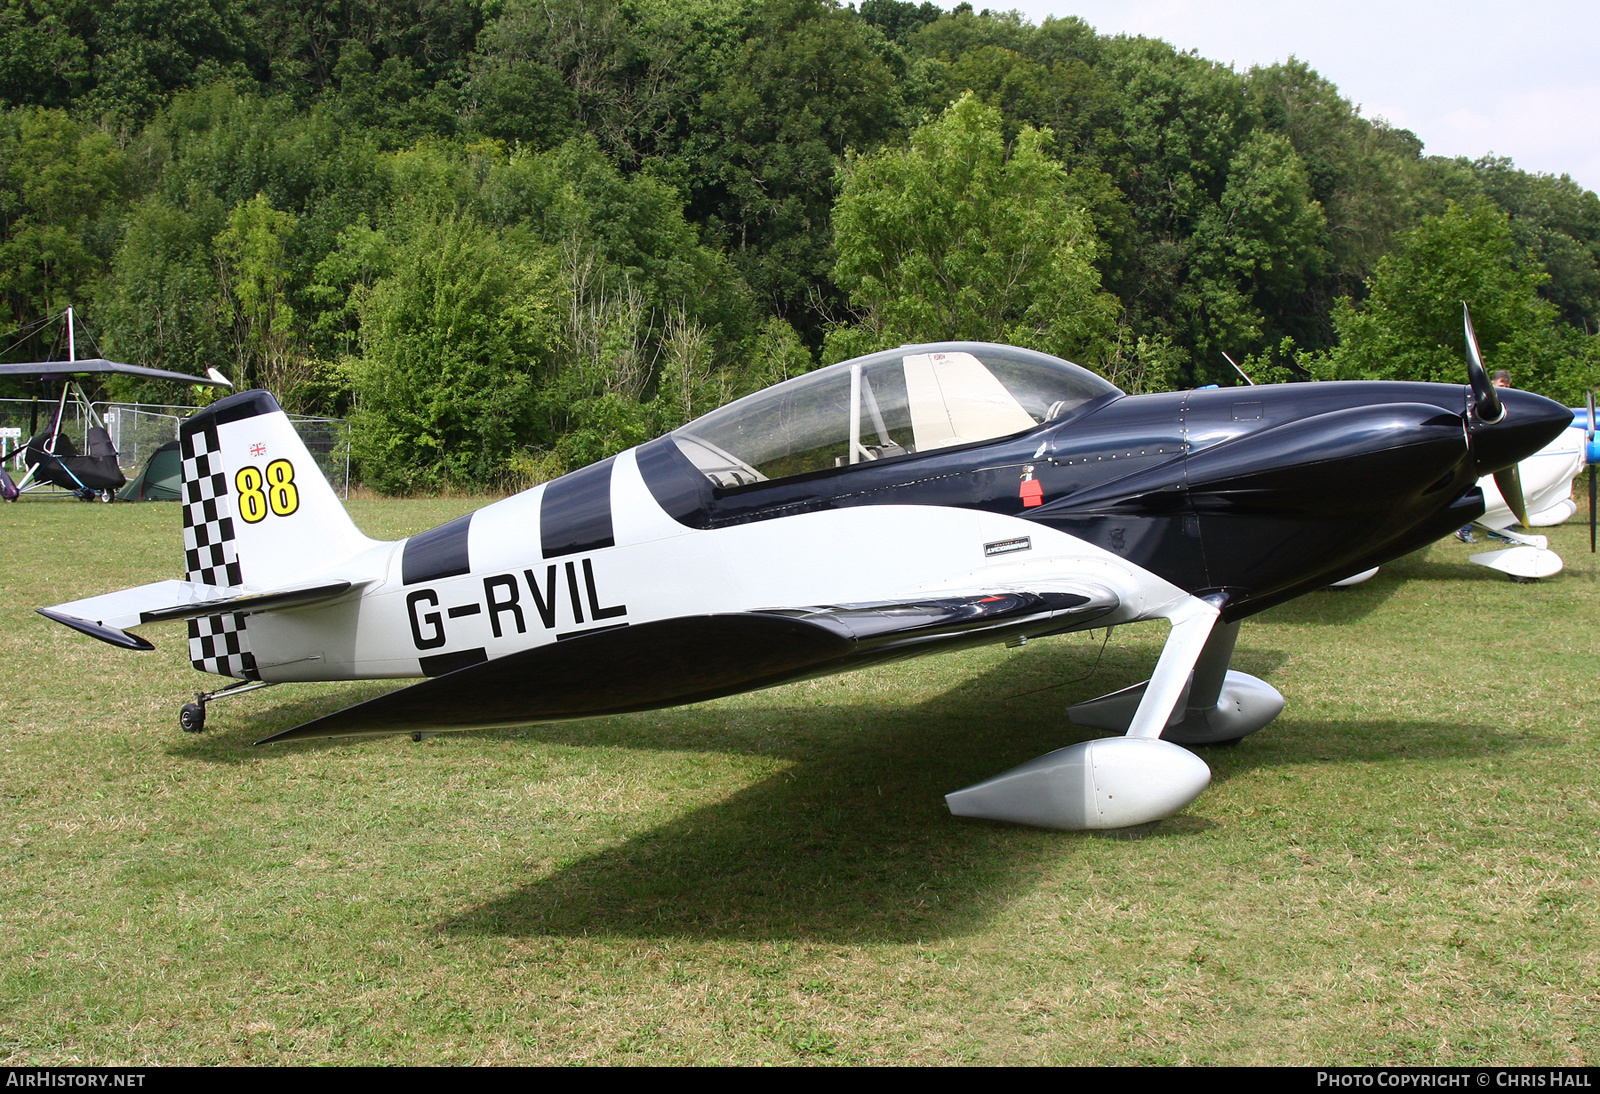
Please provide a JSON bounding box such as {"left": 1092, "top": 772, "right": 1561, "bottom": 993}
{"left": 672, "top": 343, "right": 1121, "bottom": 489}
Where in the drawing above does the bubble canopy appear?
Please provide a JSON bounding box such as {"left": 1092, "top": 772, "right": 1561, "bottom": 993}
{"left": 672, "top": 342, "right": 1123, "bottom": 489}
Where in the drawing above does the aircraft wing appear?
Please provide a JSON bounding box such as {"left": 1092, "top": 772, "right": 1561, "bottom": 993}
{"left": 39, "top": 579, "right": 360, "bottom": 650}
{"left": 0, "top": 358, "right": 227, "bottom": 385}
{"left": 257, "top": 584, "right": 1120, "bottom": 743}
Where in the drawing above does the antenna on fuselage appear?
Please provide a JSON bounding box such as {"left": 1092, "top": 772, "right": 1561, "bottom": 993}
{"left": 1221, "top": 351, "right": 1254, "bottom": 386}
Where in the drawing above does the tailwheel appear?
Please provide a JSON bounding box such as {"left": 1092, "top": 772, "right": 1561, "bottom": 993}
{"left": 179, "top": 701, "right": 206, "bottom": 733}
{"left": 177, "top": 679, "right": 272, "bottom": 735}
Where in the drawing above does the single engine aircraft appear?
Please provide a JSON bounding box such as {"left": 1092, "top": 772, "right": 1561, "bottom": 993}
{"left": 0, "top": 307, "right": 230, "bottom": 501}
{"left": 37, "top": 309, "right": 1570, "bottom": 830}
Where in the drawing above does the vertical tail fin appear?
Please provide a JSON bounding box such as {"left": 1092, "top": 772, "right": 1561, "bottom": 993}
{"left": 178, "top": 389, "right": 373, "bottom": 678}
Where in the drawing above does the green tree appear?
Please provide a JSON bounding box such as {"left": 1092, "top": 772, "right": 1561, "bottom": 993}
{"left": 1320, "top": 202, "right": 1598, "bottom": 403}
{"left": 259, "top": 0, "right": 482, "bottom": 86}
{"left": 1247, "top": 57, "right": 1421, "bottom": 312}
{"left": 98, "top": 188, "right": 226, "bottom": 392}
{"left": 1187, "top": 129, "right": 1326, "bottom": 353}
{"left": 0, "top": 0, "right": 261, "bottom": 124}
{"left": 857, "top": 0, "right": 940, "bottom": 46}
{"left": 214, "top": 192, "right": 301, "bottom": 394}
{"left": 0, "top": 1, "right": 91, "bottom": 110}
{"left": 1472, "top": 156, "right": 1600, "bottom": 333}
{"left": 478, "top": 0, "right": 739, "bottom": 169}
{"left": 352, "top": 212, "right": 556, "bottom": 492}
{"left": 316, "top": 38, "right": 458, "bottom": 148}
{"left": 462, "top": 57, "right": 577, "bottom": 150}
{"left": 828, "top": 92, "right": 1117, "bottom": 364}
{"left": 0, "top": 107, "right": 126, "bottom": 355}
{"left": 685, "top": 0, "right": 905, "bottom": 337}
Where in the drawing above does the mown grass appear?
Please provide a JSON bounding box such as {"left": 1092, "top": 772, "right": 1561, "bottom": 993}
{"left": 1, "top": 495, "right": 1597, "bottom": 1065}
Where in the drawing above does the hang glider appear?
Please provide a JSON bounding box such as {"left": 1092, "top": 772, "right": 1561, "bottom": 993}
{"left": 38, "top": 311, "right": 1571, "bottom": 830}
{"left": 0, "top": 308, "right": 231, "bottom": 501}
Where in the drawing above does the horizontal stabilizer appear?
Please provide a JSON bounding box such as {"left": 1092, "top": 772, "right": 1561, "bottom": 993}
{"left": 136, "top": 581, "right": 355, "bottom": 623}
{"left": 40, "top": 578, "right": 359, "bottom": 649}
{"left": 35, "top": 608, "right": 155, "bottom": 651}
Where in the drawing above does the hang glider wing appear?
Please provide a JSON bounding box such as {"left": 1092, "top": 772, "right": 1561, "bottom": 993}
{"left": 0, "top": 358, "right": 230, "bottom": 385}
{"left": 257, "top": 584, "right": 1120, "bottom": 744}
{"left": 38, "top": 579, "right": 362, "bottom": 650}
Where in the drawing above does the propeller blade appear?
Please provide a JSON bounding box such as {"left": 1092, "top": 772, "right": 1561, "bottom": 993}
{"left": 1464, "top": 303, "right": 1504, "bottom": 423}
{"left": 1495, "top": 463, "right": 1530, "bottom": 528}
{"left": 1590, "top": 465, "right": 1596, "bottom": 553}
{"left": 1587, "top": 390, "right": 1596, "bottom": 445}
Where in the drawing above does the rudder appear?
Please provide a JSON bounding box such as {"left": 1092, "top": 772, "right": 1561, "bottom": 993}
{"left": 178, "top": 390, "right": 373, "bottom": 678}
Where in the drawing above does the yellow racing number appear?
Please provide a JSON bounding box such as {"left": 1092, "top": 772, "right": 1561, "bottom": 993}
{"left": 265, "top": 459, "right": 299, "bottom": 517}
{"left": 235, "top": 466, "right": 267, "bottom": 523}
{"left": 233, "top": 460, "right": 298, "bottom": 522}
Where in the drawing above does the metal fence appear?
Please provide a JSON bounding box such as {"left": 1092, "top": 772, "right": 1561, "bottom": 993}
{"left": 0, "top": 399, "right": 352, "bottom": 497}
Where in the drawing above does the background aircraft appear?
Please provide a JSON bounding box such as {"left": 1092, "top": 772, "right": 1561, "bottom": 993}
{"left": 37, "top": 317, "right": 1569, "bottom": 831}
{"left": 0, "top": 308, "right": 230, "bottom": 501}
{"left": 1401, "top": 392, "right": 1597, "bottom": 583}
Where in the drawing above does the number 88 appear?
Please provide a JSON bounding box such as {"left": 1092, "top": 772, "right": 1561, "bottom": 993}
{"left": 233, "top": 460, "right": 299, "bottom": 523}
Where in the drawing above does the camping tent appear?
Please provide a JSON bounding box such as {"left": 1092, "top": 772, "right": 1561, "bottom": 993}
{"left": 118, "top": 439, "right": 181, "bottom": 501}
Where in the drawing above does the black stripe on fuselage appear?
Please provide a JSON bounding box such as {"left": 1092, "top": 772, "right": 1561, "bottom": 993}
{"left": 420, "top": 647, "right": 487, "bottom": 677}
{"left": 541, "top": 456, "right": 616, "bottom": 558}
{"left": 403, "top": 513, "right": 473, "bottom": 585}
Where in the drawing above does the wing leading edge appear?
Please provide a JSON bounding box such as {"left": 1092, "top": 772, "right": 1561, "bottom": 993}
{"left": 257, "top": 585, "right": 1120, "bottom": 743}
{"left": 0, "top": 358, "right": 227, "bottom": 385}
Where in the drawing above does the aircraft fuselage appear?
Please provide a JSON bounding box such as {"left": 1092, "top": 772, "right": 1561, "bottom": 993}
{"left": 245, "top": 378, "right": 1568, "bottom": 700}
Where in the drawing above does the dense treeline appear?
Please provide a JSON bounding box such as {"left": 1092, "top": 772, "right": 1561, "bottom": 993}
{"left": 1, "top": 0, "right": 1596, "bottom": 490}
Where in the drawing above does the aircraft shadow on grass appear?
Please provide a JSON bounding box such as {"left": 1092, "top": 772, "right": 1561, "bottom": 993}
{"left": 163, "top": 600, "right": 1543, "bottom": 944}
{"left": 161, "top": 632, "right": 1534, "bottom": 945}
{"left": 253, "top": 640, "right": 1511, "bottom": 946}
{"left": 1269, "top": 578, "right": 1402, "bottom": 626}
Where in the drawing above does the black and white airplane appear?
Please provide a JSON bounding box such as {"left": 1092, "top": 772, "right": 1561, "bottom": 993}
{"left": 38, "top": 313, "right": 1570, "bottom": 830}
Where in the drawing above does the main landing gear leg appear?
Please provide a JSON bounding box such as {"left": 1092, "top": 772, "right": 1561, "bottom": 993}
{"left": 946, "top": 596, "right": 1228, "bottom": 830}
{"left": 1061, "top": 618, "right": 1284, "bottom": 745}
{"left": 179, "top": 679, "right": 275, "bottom": 733}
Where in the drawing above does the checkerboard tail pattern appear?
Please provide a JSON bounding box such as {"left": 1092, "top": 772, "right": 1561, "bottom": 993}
{"left": 181, "top": 423, "right": 259, "bottom": 680}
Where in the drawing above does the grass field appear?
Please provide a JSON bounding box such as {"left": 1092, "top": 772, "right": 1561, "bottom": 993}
{"left": 1, "top": 495, "right": 1597, "bottom": 1065}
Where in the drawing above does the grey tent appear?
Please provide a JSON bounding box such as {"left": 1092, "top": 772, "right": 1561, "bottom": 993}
{"left": 118, "top": 439, "right": 181, "bottom": 501}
